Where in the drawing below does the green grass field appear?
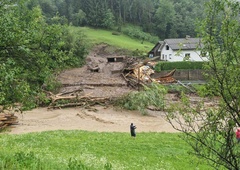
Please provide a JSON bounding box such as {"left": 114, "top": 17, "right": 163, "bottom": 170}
{"left": 0, "top": 130, "right": 212, "bottom": 170}
{"left": 70, "top": 26, "right": 154, "bottom": 54}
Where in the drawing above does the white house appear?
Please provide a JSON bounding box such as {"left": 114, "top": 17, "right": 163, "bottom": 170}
{"left": 149, "top": 37, "right": 208, "bottom": 62}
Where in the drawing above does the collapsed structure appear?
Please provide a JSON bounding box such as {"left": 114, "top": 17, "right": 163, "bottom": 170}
{"left": 122, "top": 58, "right": 176, "bottom": 88}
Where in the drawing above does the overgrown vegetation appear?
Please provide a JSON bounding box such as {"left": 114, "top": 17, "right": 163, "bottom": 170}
{"left": 165, "top": 0, "right": 240, "bottom": 169}
{"left": 0, "top": 130, "right": 212, "bottom": 170}
{"left": 0, "top": 0, "right": 87, "bottom": 109}
{"left": 116, "top": 83, "right": 167, "bottom": 115}
{"left": 121, "top": 25, "right": 159, "bottom": 44}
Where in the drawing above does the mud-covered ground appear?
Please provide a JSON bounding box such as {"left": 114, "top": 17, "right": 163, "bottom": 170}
{"left": 7, "top": 44, "right": 206, "bottom": 134}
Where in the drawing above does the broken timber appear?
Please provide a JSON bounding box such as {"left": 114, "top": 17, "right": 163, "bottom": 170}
{"left": 123, "top": 62, "right": 177, "bottom": 89}
{"left": 45, "top": 90, "right": 115, "bottom": 109}
{"left": 153, "top": 69, "right": 177, "bottom": 84}
{"left": 0, "top": 113, "right": 18, "bottom": 130}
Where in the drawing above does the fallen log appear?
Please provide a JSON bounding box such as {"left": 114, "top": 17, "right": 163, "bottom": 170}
{"left": 57, "top": 88, "right": 83, "bottom": 96}
{"left": 47, "top": 91, "right": 115, "bottom": 109}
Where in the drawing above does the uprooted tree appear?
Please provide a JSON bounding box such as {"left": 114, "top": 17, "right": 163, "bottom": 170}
{"left": 164, "top": 0, "right": 240, "bottom": 169}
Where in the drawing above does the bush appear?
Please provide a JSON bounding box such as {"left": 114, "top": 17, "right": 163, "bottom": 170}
{"left": 122, "top": 26, "right": 159, "bottom": 44}
{"left": 155, "top": 61, "right": 206, "bottom": 71}
{"left": 115, "top": 83, "right": 167, "bottom": 115}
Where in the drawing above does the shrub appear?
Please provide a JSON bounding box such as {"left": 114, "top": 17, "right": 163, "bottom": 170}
{"left": 155, "top": 61, "right": 206, "bottom": 71}
{"left": 115, "top": 83, "right": 167, "bottom": 115}
{"left": 122, "top": 26, "right": 159, "bottom": 44}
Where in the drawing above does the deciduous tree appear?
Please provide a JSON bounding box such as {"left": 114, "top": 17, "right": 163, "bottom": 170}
{"left": 166, "top": 0, "right": 240, "bottom": 169}
{"left": 0, "top": 0, "right": 87, "bottom": 108}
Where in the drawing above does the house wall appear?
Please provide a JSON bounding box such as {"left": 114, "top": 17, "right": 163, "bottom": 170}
{"left": 171, "top": 50, "right": 204, "bottom": 62}
{"left": 160, "top": 44, "right": 208, "bottom": 62}
{"left": 160, "top": 45, "right": 174, "bottom": 61}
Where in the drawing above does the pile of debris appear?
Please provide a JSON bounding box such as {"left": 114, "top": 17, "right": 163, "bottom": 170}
{"left": 122, "top": 58, "right": 177, "bottom": 88}
{"left": 0, "top": 106, "right": 18, "bottom": 130}
{"left": 45, "top": 91, "right": 114, "bottom": 109}
{"left": 50, "top": 44, "right": 179, "bottom": 109}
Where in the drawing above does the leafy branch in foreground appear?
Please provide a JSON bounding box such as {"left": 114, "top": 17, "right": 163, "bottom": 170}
{"left": 165, "top": 0, "right": 240, "bottom": 169}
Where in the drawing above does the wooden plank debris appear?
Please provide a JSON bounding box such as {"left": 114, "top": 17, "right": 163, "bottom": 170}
{"left": 122, "top": 59, "right": 177, "bottom": 89}
{"left": 0, "top": 112, "right": 18, "bottom": 130}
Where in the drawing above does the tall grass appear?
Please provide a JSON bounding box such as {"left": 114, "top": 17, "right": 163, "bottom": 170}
{"left": 0, "top": 130, "right": 212, "bottom": 170}
{"left": 70, "top": 26, "right": 154, "bottom": 55}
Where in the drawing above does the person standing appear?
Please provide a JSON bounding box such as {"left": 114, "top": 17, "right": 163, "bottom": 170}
{"left": 130, "top": 123, "right": 137, "bottom": 138}
{"left": 236, "top": 128, "right": 240, "bottom": 143}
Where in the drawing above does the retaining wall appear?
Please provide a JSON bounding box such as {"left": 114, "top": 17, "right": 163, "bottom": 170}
{"left": 153, "top": 69, "right": 205, "bottom": 81}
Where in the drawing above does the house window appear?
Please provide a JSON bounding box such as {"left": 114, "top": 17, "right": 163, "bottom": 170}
{"left": 166, "top": 45, "right": 169, "bottom": 50}
{"left": 162, "top": 54, "right": 164, "bottom": 60}
{"left": 184, "top": 53, "right": 191, "bottom": 61}
{"left": 169, "top": 54, "right": 172, "bottom": 59}
{"left": 201, "top": 51, "right": 207, "bottom": 57}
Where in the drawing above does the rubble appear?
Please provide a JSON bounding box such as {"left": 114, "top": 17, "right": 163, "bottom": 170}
{"left": 0, "top": 106, "right": 19, "bottom": 130}
{"left": 122, "top": 58, "right": 177, "bottom": 88}
{"left": 52, "top": 44, "right": 178, "bottom": 108}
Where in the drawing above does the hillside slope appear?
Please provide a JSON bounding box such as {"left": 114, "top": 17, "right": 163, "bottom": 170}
{"left": 72, "top": 26, "right": 155, "bottom": 54}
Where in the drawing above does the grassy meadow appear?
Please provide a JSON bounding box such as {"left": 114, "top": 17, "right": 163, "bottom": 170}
{"left": 0, "top": 130, "right": 212, "bottom": 170}
{"left": 70, "top": 26, "right": 154, "bottom": 54}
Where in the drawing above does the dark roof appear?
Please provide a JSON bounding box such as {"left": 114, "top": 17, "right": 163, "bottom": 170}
{"left": 164, "top": 38, "right": 201, "bottom": 50}
{"left": 149, "top": 41, "right": 163, "bottom": 53}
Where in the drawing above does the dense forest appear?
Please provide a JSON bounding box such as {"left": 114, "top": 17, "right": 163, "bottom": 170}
{"left": 27, "top": 0, "right": 206, "bottom": 39}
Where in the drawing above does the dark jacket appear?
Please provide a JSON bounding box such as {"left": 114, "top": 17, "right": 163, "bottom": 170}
{"left": 130, "top": 123, "right": 136, "bottom": 137}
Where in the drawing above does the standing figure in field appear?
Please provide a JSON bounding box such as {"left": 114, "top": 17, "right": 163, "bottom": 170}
{"left": 236, "top": 128, "right": 240, "bottom": 143}
{"left": 130, "top": 123, "right": 137, "bottom": 138}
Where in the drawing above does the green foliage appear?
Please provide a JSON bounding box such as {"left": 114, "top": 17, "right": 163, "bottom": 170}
{"left": 0, "top": 0, "right": 87, "bottom": 108}
{"left": 193, "top": 83, "right": 216, "bottom": 97}
{"left": 43, "top": 74, "right": 61, "bottom": 92}
{"left": 0, "top": 59, "right": 32, "bottom": 106}
{"left": 122, "top": 25, "right": 159, "bottom": 44}
{"left": 116, "top": 83, "right": 167, "bottom": 115}
{"left": 71, "top": 9, "right": 86, "bottom": 26}
{"left": 104, "top": 162, "right": 112, "bottom": 170}
{"left": 67, "top": 158, "right": 90, "bottom": 170}
{"left": 14, "top": 151, "right": 41, "bottom": 169}
{"left": 154, "top": 0, "right": 176, "bottom": 39}
{"left": 166, "top": 0, "right": 240, "bottom": 169}
{"left": 155, "top": 61, "right": 205, "bottom": 72}
{"left": 102, "top": 9, "right": 115, "bottom": 29}
{"left": 165, "top": 84, "right": 196, "bottom": 94}
{"left": 26, "top": 0, "right": 206, "bottom": 40}
{"left": 76, "top": 26, "right": 154, "bottom": 55}
{"left": 0, "top": 130, "right": 212, "bottom": 170}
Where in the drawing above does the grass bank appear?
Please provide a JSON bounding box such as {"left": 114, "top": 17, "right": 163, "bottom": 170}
{"left": 70, "top": 26, "right": 154, "bottom": 55}
{"left": 0, "top": 130, "right": 211, "bottom": 170}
